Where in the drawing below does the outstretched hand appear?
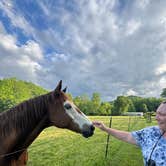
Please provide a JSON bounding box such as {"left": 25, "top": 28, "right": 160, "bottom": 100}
{"left": 92, "top": 121, "right": 106, "bottom": 130}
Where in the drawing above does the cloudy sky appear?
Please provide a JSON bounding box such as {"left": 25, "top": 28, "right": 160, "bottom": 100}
{"left": 0, "top": 0, "right": 166, "bottom": 101}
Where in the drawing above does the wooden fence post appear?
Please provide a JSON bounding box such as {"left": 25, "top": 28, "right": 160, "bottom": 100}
{"left": 105, "top": 116, "right": 112, "bottom": 159}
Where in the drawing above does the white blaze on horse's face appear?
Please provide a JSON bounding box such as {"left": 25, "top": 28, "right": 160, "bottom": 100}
{"left": 63, "top": 100, "right": 94, "bottom": 137}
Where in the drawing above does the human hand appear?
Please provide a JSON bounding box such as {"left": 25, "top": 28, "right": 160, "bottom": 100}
{"left": 92, "top": 121, "right": 106, "bottom": 131}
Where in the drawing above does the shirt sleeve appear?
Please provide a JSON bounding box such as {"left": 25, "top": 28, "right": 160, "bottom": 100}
{"left": 131, "top": 126, "right": 160, "bottom": 148}
{"left": 131, "top": 127, "right": 159, "bottom": 147}
{"left": 131, "top": 128, "right": 146, "bottom": 147}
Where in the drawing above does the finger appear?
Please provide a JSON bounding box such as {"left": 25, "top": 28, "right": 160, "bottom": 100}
{"left": 93, "top": 122, "right": 101, "bottom": 125}
{"left": 92, "top": 121, "right": 99, "bottom": 124}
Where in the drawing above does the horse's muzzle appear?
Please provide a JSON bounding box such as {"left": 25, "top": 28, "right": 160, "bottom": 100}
{"left": 82, "top": 125, "right": 95, "bottom": 138}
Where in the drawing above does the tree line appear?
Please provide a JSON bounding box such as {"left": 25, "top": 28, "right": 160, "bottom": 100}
{"left": 71, "top": 94, "right": 163, "bottom": 116}
{"left": 0, "top": 78, "right": 166, "bottom": 115}
{"left": 0, "top": 78, "right": 47, "bottom": 112}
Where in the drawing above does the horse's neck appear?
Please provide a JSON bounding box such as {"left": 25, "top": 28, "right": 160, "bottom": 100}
{"left": 0, "top": 97, "right": 49, "bottom": 158}
{"left": 0, "top": 115, "right": 48, "bottom": 166}
{"left": 23, "top": 115, "right": 48, "bottom": 148}
{"left": 12, "top": 101, "right": 49, "bottom": 153}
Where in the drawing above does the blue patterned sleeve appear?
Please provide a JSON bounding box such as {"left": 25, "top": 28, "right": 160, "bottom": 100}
{"left": 131, "top": 126, "right": 160, "bottom": 148}
{"left": 131, "top": 128, "right": 146, "bottom": 147}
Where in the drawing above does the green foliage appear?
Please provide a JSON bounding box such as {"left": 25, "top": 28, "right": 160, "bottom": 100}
{"left": 160, "top": 88, "right": 166, "bottom": 98}
{"left": 66, "top": 93, "right": 73, "bottom": 101}
{"left": 128, "top": 96, "right": 163, "bottom": 113}
{"left": 112, "top": 96, "right": 130, "bottom": 115}
{"left": 99, "top": 102, "right": 112, "bottom": 115}
{"left": 0, "top": 77, "right": 48, "bottom": 112}
{"left": 91, "top": 93, "right": 101, "bottom": 114}
{"left": 0, "top": 98, "right": 15, "bottom": 111}
{"left": 111, "top": 95, "right": 163, "bottom": 116}
{"left": 127, "top": 99, "right": 136, "bottom": 112}
{"left": 73, "top": 94, "right": 95, "bottom": 115}
{"left": 140, "top": 103, "right": 148, "bottom": 113}
{"left": 73, "top": 93, "right": 111, "bottom": 116}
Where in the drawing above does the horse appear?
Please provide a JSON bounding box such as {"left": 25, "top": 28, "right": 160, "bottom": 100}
{"left": 0, "top": 80, "right": 95, "bottom": 166}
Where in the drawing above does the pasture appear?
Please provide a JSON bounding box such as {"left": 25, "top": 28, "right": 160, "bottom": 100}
{"left": 27, "top": 116, "right": 157, "bottom": 166}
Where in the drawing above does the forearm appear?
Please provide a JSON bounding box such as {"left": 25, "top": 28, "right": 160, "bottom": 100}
{"left": 102, "top": 127, "right": 137, "bottom": 145}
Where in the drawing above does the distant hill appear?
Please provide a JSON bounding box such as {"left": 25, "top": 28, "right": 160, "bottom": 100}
{"left": 0, "top": 78, "right": 48, "bottom": 112}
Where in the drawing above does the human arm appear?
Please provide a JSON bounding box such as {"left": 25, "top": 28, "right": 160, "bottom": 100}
{"left": 93, "top": 121, "right": 137, "bottom": 145}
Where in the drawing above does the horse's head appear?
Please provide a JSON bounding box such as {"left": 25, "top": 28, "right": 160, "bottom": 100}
{"left": 48, "top": 80, "right": 95, "bottom": 138}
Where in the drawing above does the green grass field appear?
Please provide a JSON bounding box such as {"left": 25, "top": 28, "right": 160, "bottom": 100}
{"left": 27, "top": 116, "right": 157, "bottom": 166}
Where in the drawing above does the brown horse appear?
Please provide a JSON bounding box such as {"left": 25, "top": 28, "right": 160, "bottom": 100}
{"left": 0, "top": 80, "right": 95, "bottom": 166}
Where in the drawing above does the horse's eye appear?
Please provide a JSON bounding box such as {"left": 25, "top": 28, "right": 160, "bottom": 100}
{"left": 64, "top": 103, "right": 72, "bottom": 109}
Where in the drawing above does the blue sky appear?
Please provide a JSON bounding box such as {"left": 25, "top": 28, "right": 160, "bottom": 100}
{"left": 0, "top": 0, "right": 166, "bottom": 101}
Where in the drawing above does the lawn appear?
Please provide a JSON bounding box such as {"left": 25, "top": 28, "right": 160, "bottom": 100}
{"left": 27, "top": 116, "right": 157, "bottom": 166}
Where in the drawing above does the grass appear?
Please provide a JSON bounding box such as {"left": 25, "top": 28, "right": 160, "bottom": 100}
{"left": 27, "top": 116, "right": 157, "bottom": 166}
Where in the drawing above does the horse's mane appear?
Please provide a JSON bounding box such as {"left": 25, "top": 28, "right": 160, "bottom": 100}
{"left": 0, "top": 92, "right": 52, "bottom": 138}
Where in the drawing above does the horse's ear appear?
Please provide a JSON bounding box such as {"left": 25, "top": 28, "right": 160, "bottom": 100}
{"left": 62, "top": 86, "right": 67, "bottom": 93}
{"left": 55, "top": 80, "right": 62, "bottom": 92}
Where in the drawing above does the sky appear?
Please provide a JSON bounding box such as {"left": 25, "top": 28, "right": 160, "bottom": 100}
{"left": 0, "top": 0, "right": 166, "bottom": 101}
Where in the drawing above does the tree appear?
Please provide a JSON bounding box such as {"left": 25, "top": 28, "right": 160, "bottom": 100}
{"left": 140, "top": 103, "right": 148, "bottom": 113}
{"left": 73, "top": 94, "right": 92, "bottom": 114}
{"left": 128, "top": 99, "right": 136, "bottom": 112}
{"left": 91, "top": 93, "right": 101, "bottom": 115}
{"left": 112, "top": 96, "right": 129, "bottom": 115}
{"left": 0, "top": 78, "right": 48, "bottom": 112}
{"left": 99, "top": 102, "right": 112, "bottom": 115}
{"left": 161, "top": 88, "right": 166, "bottom": 98}
{"left": 0, "top": 99, "right": 15, "bottom": 112}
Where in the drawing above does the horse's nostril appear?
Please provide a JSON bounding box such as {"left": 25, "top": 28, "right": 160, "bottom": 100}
{"left": 91, "top": 125, "right": 95, "bottom": 131}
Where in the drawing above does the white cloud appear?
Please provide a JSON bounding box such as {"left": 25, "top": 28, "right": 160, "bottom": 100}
{"left": 136, "top": 0, "right": 151, "bottom": 9}
{"left": 1, "top": 0, "right": 166, "bottom": 100}
{"left": 0, "top": 33, "right": 17, "bottom": 50}
{"left": 159, "top": 77, "right": 166, "bottom": 89}
{"left": 155, "top": 64, "right": 166, "bottom": 75}
{"left": 0, "top": 0, "right": 34, "bottom": 35}
{"left": 125, "top": 89, "right": 138, "bottom": 96}
{"left": 0, "top": 22, "right": 43, "bottom": 82}
{"left": 21, "top": 41, "right": 43, "bottom": 61}
{"left": 125, "top": 20, "right": 141, "bottom": 36}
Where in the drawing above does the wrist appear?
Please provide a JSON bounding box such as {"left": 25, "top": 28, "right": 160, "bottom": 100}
{"left": 101, "top": 126, "right": 108, "bottom": 131}
{"left": 103, "top": 127, "right": 112, "bottom": 134}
